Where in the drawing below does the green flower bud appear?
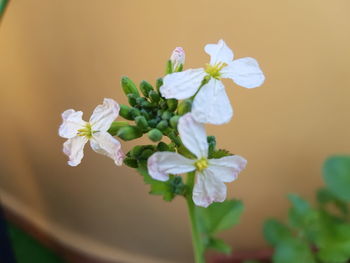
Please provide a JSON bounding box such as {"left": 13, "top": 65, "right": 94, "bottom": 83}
{"left": 159, "top": 100, "right": 167, "bottom": 109}
{"left": 169, "top": 115, "right": 180, "bottom": 128}
{"left": 207, "top": 135, "right": 216, "bottom": 154}
{"left": 130, "top": 145, "right": 144, "bottom": 158}
{"left": 135, "top": 116, "right": 149, "bottom": 131}
{"left": 168, "top": 131, "right": 181, "bottom": 146}
{"left": 156, "top": 78, "right": 163, "bottom": 92}
{"left": 157, "top": 142, "right": 169, "bottom": 152}
{"left": 166, "top": 99, "right": 178, "bottom": 112}
{"left": 140, "top": 109, "right": 150, "bottom": 120}
{"left": 140, "top": 81, "right": 154, "bottom": 97}
{"left": 140, "top": 149, "right": 154, "bottom": 160}
{"left": 149, "top": 90, "right": 160, "bottom": 103}
{"left": 177, "top": 99, "right": 192, "bottom": 115}
{"left": 127, "top": 94, "right": 138, "bottom": 107}
{"left": 148, "top": 128, "right": 163, "bottom": 142}
{"left": 123, "top": 157, "right": 138, "bottom": 168}
{"left": 148, "top": 119, "right": 158, "bottom": 128}
{"left": 108, "top": 121, "right": 129, "bottom": 136}
{"left": 121, "top": 76, "right": 139, "bottom": 97}
{"left": 156, "top": 120, "right": 168, "bottom": 131}
{"left": 141, "top": 100, "right": 152, "bottom": 109}
{"left": 119, "top": 104, "right": 133, "bottom": 120}
{"left": 161, "top": 111, "right": 172, "bottom": 120}
{"left": 130, "top": 108, "right": 141, "bottom": 119}
{"left": 166, "top": 60, "right": 173, "bottom": 74}
{"left": 116, "top": 126, "right": 142, "bottom": 141}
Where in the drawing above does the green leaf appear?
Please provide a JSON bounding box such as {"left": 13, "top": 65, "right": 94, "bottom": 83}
{"left": 206, "top": 238, "right": 232, "bottom": 254}
{"left": 273, "top": 238, "right": 315, "bottom": 263}
{"left": 317, "top": 188, "right": 349, "bottom": 216}
{"left": 288, "top": 194, "right": 319, "bottom": 230}
{"left": 197, "top": 199, "right": 244, "bottom": 235}
{"left": 263, "top": 219, "right": 292, "bottom": 246}
{"left": 323, "top": 155, "right": 350, "bottom": 202}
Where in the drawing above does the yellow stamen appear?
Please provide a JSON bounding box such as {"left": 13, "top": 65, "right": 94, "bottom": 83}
{"left": 194, "top": 158, "right": 208, "bottom": 172}
{"left": 205, "top": 62, "right": 227, "bottom": 80}
{"left": 78, "top": 123, "right": 93, "bottom": 139}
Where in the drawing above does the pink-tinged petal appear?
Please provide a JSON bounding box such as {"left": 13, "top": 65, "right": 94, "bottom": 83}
{"left": 59, "top": 109, "right": 86, "bottom": 139}
{"left": 63, "top": 136, "right": 88, "bottom": 166}
{"left": 90, "top": 98, "right": 120, "bottom": 132}
{"left": 170, "top": 47, "right": 185, "bottom": 70}
{"left": 90, "top": 132, "right": 124, "bottom": 166}
{"left": 221, "top": 57, "right": 265, "bottom": 89}
{"left": 178, "top": 113, "right": 208, "bottom": 159}
{"left": 193, "top": 170, "right": 227, "bottom": 208}
{"left": 205, "top": 39, "right": 234, "bottom": 65}
{"left": 160, "top": 68, "right": 206, "bottom": 100}
{"left": 208, "top": 155, "right": 247, "bottom": 183}
{"left": 147, "top": 152, "right": 195, "bottom": 182}
{"left": 192, "top": 78, "right": 233, "bottom": 125}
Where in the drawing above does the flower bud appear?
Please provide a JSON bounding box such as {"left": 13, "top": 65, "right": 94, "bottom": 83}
{"left": 130, "top": 108, "right": 141, "bottom": 119}
{"left": 116, "top": 126, "right": 143, "bottom": 141}
{"left": 127, "top": 94, "right": 138, "bottom": 107}
{"left": 148, "top": 119, "right": 158, "bottom": 128}
{"left": 108, "top": 121, "right": 129, "bottom": 136}
{"left": 121, "top": 76, "right": 140, "bottom": 97}
{"left": 123, "top": 157, "right": 138, "bottom": 168}
{"left": 130, "top": 145, "right": 144, "bottom": 158}
{"left": 149, "top": 90, "right": 160, "bottom": 103}
{"left": 140, "top": 80, "right": 154, "bottom": 97}
{"left": 169, "top": 115, "right": 180, "bottom": 128}
{"left": 177, "top": 99, "right": 192, "bottom": 115}
{"left": 156, "top": 78, "right": 163, "bottom": 92}
{"left": 161, "top": 111, "right": 172, "bottom": 120}
{"left": 167, "top": 99, "right": 178, "bottom": 112}
{"left": 170, "top": 47, "right": 185, "bottom": 72}
{"left": 119, "top": 104, "right": 133, "bottom": 120}
{"left": 135, "top": 116, "right": 149, "bottom": 131}
{"left": 140, "top": 149, "right": 154, "bottom": 160}
{"left": 156, "top": 120, "right": 168, "bottom": 131}
{"left": 148, "top": 128, "right": 163, "bottom": 142}
{"left": 157, "top": 142, "right": 169, "bottom": 152}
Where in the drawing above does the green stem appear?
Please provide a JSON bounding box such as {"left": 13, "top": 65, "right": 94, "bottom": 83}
{"left": 186, "top": 172, "right": 205, "bottom": 263}
{"left": 0, "top": 0, "right": 9, "bottom": 21}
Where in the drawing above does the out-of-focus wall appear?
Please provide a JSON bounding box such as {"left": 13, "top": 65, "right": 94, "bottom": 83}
{"left": 1, "top": 0, "right": 350, "bottom": 262}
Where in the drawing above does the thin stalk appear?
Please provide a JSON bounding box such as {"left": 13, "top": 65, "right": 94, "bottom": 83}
{"left": 186, "top": 172, "right": 205, "bottom": 263}
{"left": 0, "top": 0, "right": 9, "bottom": 22}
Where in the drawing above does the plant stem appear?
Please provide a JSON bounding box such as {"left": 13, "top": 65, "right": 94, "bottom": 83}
{"left": 186, "top": 172, "right": 205, "bottom": 263}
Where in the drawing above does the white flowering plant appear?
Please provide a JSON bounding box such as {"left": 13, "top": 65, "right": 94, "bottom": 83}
{"left": 59, "top": 39, "right": 265, "bottom": 263}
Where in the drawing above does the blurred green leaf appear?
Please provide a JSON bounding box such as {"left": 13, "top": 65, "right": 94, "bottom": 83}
{"left": 317, "top": 188, "right": 349, "bottom": 217}
{"left": 273, "top": 238, "right": 315, "bottom": 263}
{"left": 323, "top": 156, "right": 350, "bottom": 202}
{"left": 197, "top": 199, "right": 244, "bottom": 235}
{"left": 263, "top": 219, "right": 292, "bottom": 246}
{"left": 206, "top": 237, "right": 232, "bottom": 254}
{"left": 0, "top": 0, "right": 9, "bottom": 19}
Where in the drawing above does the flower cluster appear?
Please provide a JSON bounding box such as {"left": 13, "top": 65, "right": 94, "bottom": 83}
{"left": 58, "top": 39, "right": 264, "bottom": 207}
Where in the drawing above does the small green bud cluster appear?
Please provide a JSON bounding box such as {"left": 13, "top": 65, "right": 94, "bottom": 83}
{"left": 111, "top": 75, "right": 193, "bottom": 146}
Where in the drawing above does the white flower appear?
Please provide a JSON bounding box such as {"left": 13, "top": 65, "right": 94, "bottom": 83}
{"left": 160, "top": 39, "right": 265, "bottom": 125}
{"left": 170, "top": 47, "right": 185, "bottom": 71}
{"left": 59, "top": 98, "right": 124, "bottom": 166}
{"left": 147, "top": 113, "right": 247, "bottom": 207}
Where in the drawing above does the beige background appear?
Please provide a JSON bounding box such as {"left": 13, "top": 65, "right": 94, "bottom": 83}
{"left": 1, "top": 0, "right": 350, "bottom": 262}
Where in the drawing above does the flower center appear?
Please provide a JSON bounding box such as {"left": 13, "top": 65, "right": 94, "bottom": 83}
{"left": 78, "top": 123, "right": 94, "bottom": 139}
{"left": 205, "top": 62, "right": 227, "bottom": 79}
{"left": 194, "top": 157, "right": 208, "bottom": 172}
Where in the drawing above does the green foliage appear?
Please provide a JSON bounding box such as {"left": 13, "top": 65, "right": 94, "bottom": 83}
{"left": 209, "top": 149, "right": 232, "bottom": 159}
{"left": 196, "top": 200, "right": 244, "bottom": 254}
{"left": 137, "top": 161, "right": 186, "bottom": 201}
{"left": 264, "top": 155, "right": 350, "bottom": 263}
{"left": 323, "top": 156, "right": 350, "bottom": 202}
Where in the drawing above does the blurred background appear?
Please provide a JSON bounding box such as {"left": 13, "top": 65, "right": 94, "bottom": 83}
{"left": 0, "top": 0, "right": 350, "bottom": 262}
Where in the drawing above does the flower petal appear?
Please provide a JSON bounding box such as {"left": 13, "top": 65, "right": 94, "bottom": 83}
{"left": 208, "top": 155, "right": 247, "bottom": 182}
{"left": 204, "top": 39, "right": 234, "bottom": 65}
{"left": 160, "top": 68, "right": 206, "bottom": 100}
{"left": 59, "top": 109, "right": 86, "bottom": 139}
{"left": 178, "top": 113, "right": 208, "bottom": 158}
{"left": 90, "top": 132, "right": 124, "bottom": 166}
{"left": 193, "top": 170, "right": 226, "bottom": 208}
{"left": 63, "top": 136, "right": 88, "bottom": 166}
{"left": 221, "top": 57, "right": 265, "bottom": 89}
{"left": 89, "top": 98, "right": 120, "bottom": 132}
{"left": 192, "top": 78, "right": 233, "bottom": 125}
{"left": 147, "top": 152, "right": 195, "bottom": 182}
